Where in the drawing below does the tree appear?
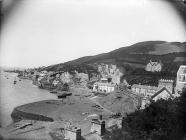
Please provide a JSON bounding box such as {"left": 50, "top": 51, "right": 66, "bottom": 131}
{"left": 176, "top": 87, "right": 186, "bottom": 136}
{"left": 105, "top": 97, "right": 183, "bottom": 140}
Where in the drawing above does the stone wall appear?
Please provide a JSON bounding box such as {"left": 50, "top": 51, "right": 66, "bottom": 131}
{"left": 64, "top": 127, "right": 81, "bottom": 140}
{"left": 11, "top": 108, "right": 54, "bottom": 122}
{"left": 91, "top": 119, "right": 105, "bottom": 136}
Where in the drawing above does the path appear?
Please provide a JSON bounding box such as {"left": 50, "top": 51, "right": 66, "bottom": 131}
{"left": 89, "top": 96, "right": 114, "bottom": 115}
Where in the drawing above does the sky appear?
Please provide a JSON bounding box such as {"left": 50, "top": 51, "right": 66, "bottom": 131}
{"left": 0, "top": 0, "right": 186, "bottom": 68}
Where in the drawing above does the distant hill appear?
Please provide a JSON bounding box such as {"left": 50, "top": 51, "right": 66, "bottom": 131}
{"left": 43, "top": 41, "right": 186, "bottom": 85}
{"left": 45, "top": 41, "right": 186, "bottom": 72}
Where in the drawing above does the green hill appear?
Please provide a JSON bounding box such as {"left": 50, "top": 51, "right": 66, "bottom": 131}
{"left": 44, "top": 41, "right": 186, "bottom": 85}
{"left": 45, "top": 41, "right": 186, "bottom": 70}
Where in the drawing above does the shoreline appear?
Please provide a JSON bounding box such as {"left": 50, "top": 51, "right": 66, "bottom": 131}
{"left": 11, "top": 107, "right": 54, "bottom": 123}
{"left": 0, "top": 72, "right": 137, "bottom": 139}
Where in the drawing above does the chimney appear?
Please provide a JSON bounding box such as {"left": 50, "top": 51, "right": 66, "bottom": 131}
{"left": 99, "top": 115, "right": 102, "bottom": 120}
{"left": 91, "top": 119, "right": 105, "bottom": 136}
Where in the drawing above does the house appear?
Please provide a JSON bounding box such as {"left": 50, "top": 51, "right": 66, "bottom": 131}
{"left": 93, "top": 78, "right": 116, "bottom": 93}
{"left": 151, "top": 86, "right": 174, "bottom": 101}
{"left": 93, "top": 82, "right": 116, "bottom": 93}
{"left": 140, "top": 86, "right": 175, "bottom": 109}
{"left": 39, "top": 71, "right": 48, "bottom": 77}
{"left": 158, "top": 79, "right": 174, "bottom": 94}
{"left": 132, "top": 79, "right": 174, "bottom": 98}
{"left": 146, "top": 60, "right": 162, "bottom": 72}
{"left": 38, "top": 77, "right": 52, "bottom": 89}
{"left": 60, "top": 72, "right": 73, "bottom": 84}
{"left": 131, "top": 84, "right": 157, "bottom": 97}
{"left": 139, "top": 86, "right": 175, "bottom": 109}
{"left": 100, "top": 78, "right": 108, "bottom": 83}
{"left": 140, "top": 97, "right": 151, "bottom": 109}
{"left": 52, "top": 79, "right": 59, "bottom": 86}
{"left": 137, "top": 79, "right": 176, "bottom": 109}
{"left": 176, "top": 65, "right": 186, "bottom": 94}
{"left": 132, "top": 78, "right": 177, "bottom": 109}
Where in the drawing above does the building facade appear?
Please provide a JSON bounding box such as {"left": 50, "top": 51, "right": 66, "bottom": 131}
{"left": 131, "top": 84, "right": 157, "bottom": 97}
{"left": 146, "top": 60, "right": 162, "bottom": 72}
{"left": 151, "top": 87, "right": 174, "bottom": 102}
{"left": 135, "top": 79, "right": 176, "bottom": 109}
{"left": 157, "top": 79, "right": 174, "bottom": 94}
{"left": 93, "top": 78, "right": 116, "bottom": 93}
{"left": 176, "top": 65, "right": 186, "bottom": 93}
{"left": 93, "top": 82, "right": 115, "bottom": 93}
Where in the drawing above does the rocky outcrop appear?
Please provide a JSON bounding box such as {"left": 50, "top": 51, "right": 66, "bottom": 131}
{"left": 11, "top": 108, "right": 54, "bottom": 123}
{"left": 98, "top": 63, "right": 123, "bottom": 84}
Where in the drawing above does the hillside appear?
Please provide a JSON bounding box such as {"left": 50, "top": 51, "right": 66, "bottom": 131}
{"left": 42, "top": 41, "right": 186, "bottom": 86}
{"left": 45, "top": 41, "right": 186, "bottom": 69}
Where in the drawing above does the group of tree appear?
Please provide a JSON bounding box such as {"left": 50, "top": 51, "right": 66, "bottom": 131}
{"left": 104, "top": 88, "right": 186, "bottom": 140}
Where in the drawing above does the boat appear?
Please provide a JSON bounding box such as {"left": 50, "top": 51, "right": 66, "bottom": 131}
{"left": 14, "top": 80, "right": 17, "bottom": 84}
{"left": 57, "top": 91, "right": 72, "bottom": 99}
{"left": 14, "top": 77, "right": 17, "bottom": 84}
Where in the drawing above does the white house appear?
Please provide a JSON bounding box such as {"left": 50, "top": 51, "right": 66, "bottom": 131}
{"left": 100, "top": 78, "right": 108, "bottom": 83}
{"left": 176, "top": 65, "right": 186, "bottom": 93}
{"left": 93, "top": 82, "right": 116, "bottom": 93}
{"left": 146, "top": 60, "right": 162, "bottom": 72}
{"left": 39, "top": 70, "right": 48, "bottom": 77}
{"left": 131, "top": 84, "right": 157, "bottom": 97}
{"left": 93, "top": 78, "right": 116, "bottom": 93}
{"left": 52, "top": 79, "right": 59, "bottom": 86}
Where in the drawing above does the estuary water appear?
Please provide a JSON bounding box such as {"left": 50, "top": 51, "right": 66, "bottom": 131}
{"left": 0, "top": 72, "right": 57, "bottom": 127}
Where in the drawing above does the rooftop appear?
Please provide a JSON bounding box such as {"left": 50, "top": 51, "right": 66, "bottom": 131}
{"left": 132, "top": 84, "right": 157, "bottom": 90}
{"left": 178, "top": 65, "right": 186, "bottom": 74}
{"left": 94, "top": 82, "right": 116, "bottom": 87}
{"left": 151, "top": 87, "right": 174, "bottom": 99}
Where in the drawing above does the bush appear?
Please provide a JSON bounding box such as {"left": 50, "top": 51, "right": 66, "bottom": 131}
{"left": 106, "top": 91, "right": 186, "bottom": 140}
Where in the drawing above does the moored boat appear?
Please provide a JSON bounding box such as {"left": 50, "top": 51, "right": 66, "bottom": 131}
{"left": 57, "top": 91, "right": 72, "bottom": 99}
{"left": 14, "top": 80, "right": 17, "bottom": 84}
{"left": 14, "top": 77, "right": 17, "bottom": 84}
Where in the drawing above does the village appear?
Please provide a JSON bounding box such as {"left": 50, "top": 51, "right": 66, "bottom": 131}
{"left": 3, "top": 61, "right": 185, "bottom": 140}
{"left": 17, "top": 62, "right": 186, "bottom": 106}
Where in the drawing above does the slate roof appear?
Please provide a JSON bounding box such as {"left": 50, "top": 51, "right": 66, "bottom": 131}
{"left": 151, "top": 87, "right": 174, "bottom": 99}
{"left": 132, "top": 84, "right": 157, "bottom": 90}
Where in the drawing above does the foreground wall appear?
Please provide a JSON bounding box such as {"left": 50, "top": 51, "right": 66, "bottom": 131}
{"left": 11, "top": 108, "right": 54, "bottom": 122}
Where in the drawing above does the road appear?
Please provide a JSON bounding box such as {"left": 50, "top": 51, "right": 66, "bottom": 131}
{"left": 89, "top": 96, "right": 114, "bottom": 115}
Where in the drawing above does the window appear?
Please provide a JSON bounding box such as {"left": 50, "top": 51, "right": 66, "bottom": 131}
{"left": 179, "top": 74, "right": 185, "bottom": 82}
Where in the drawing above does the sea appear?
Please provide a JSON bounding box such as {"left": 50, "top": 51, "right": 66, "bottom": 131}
{"left": 0, "top": 71, "right": 57, "bottom": 127}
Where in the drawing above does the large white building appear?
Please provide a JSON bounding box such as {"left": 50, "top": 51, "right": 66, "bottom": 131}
{"left": 176, "top": 65, "right": 186, "bottom": 93}
{"left": 146, "top": 60, "right": 162, "bottom": 72}
{"left": 93, "top": 78, "right": 116, "bottom": 93}
{"left": 93, "top": 82, "right": 116, "bottom": 93}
